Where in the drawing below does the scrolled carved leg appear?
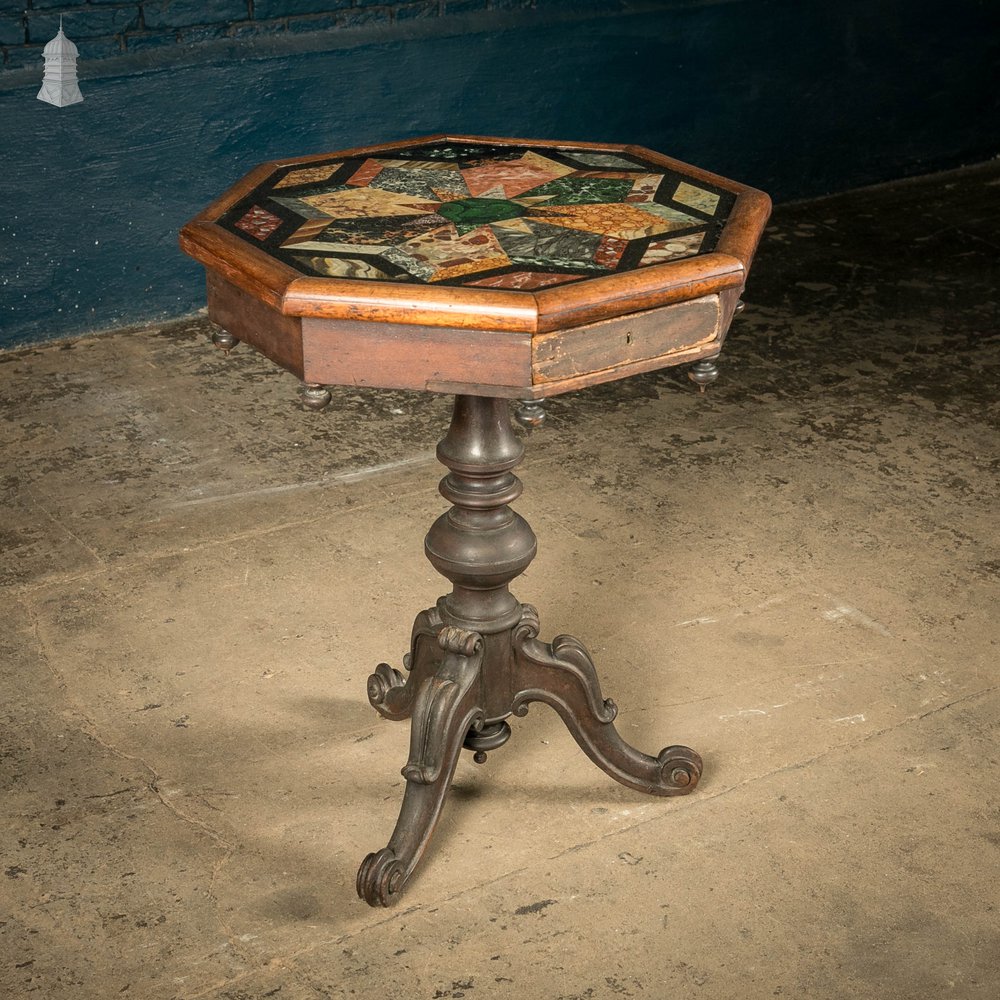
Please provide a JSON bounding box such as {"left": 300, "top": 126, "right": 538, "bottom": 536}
{"left": 365, "top": 607, "right": 444, "bottom": 722}
{"left": 511, "top": 606, "right": 701, "bottom": 796}
{"left": 357, "top": 626, "right": 486, "bottom": 907}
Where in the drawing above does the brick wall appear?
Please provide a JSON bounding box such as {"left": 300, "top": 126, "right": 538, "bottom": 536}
{"left": 0, "top": 0, "right": 554, "bottom": 69}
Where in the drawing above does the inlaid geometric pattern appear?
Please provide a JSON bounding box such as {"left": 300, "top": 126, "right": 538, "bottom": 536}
{"left": 217, "top": 141, "right": 736, "bottom": 290}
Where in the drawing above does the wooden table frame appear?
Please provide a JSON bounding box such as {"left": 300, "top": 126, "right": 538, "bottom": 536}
{"left": 179, "top": 135, "right": 770, "bottom": 906}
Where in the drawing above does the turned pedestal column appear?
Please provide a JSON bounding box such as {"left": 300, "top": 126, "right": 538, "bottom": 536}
{"left": 357, "top": 395, "right": 702, "bottom": 907}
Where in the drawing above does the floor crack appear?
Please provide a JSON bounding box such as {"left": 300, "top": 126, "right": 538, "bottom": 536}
{"left": 20, "top": 595, "right": 246, "bottom": 964}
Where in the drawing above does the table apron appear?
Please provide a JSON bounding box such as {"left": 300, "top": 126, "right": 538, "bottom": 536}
{"left": 531, "top": 294, "right": 721, "bottom": 383}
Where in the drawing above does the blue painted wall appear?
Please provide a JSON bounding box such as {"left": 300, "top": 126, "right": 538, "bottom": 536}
{"left": 1, "top": 0, "right": 997, "bottom": 348}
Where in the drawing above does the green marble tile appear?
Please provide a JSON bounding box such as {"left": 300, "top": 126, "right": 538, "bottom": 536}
{"left": 491, "top": 219, "right": 605, "bottom": 271}
{"left": 369, "top": 166, "right": 469, "bottom": 200}
{"left": 306, "top": 214, "right": 447, "bottom": 247}
{"left": 379, "top": 246, "right": 437, "bottom": 281}
{"left": 521, "top": 176, "right": 634, "bottom": 206}
{"left": 437, "top": 197, "right": 527, "bottom": 235}
{"left": 565, "top": 152, "right": 643, "bottom": 170}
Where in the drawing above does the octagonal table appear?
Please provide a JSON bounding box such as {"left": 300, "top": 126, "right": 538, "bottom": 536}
{"left": 180, "top": 135, "right": 770, "bottom": 907}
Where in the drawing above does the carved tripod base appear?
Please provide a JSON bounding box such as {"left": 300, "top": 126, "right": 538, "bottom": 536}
{"left": 358, "top": 603, "right": 701, "bottom": 906}
{"left": 356, "top": 395, "right": 701, "bottom": 907}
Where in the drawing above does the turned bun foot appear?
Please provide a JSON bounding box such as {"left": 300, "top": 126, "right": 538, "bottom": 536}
{"left": 688, "top": 357, "right": 719, "bottom": 393}
{"left": 301, "top": 383, "right": 332, "bottom": 411}
{"left": 514, "top": 399, "right": 547, "bottom": 429}
{"left": 464, "top": 720, "right": 512, "bottom": 763}
{"left": 211, "top": 327, "right": 239, "bottom": 354}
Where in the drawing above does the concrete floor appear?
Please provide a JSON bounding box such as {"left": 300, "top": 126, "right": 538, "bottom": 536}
{"left": 2, "top": 162, "right": 998, "bottom": 1000}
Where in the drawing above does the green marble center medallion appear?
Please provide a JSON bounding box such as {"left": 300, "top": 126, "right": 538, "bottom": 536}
{"left": 437, "top": 197, "right": 527, "bottom": 234}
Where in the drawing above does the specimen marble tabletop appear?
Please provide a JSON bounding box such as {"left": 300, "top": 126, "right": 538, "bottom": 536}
{"left": 180, "top": 135, "right": 770, "bottom": 400}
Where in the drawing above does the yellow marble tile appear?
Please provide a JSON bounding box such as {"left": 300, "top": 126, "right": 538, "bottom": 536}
{"left": 274, "top": 163, "right": 342, "bottom": 188}
{"left": 637, "top": 231, "right": 706, "bottom": 266}
{"left": 674, "top": 181, "right": 721, "bottom": 215}
{"left": 302, "top": 187, "right": 434, "bottom": 219}
{"left": 531, "top": 202, "right": 693, "bottom": 241}
{"left": 519, "top": 151, "right": 576, "bottom": 177}
{"left": 401, "top": 223, "right": 511, "bottom": 280}
{"left": 293, "top": 254, "right": 394, "bottom": 279}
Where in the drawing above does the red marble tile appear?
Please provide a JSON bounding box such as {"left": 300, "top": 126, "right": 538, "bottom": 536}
{"left": 462, "top": 161, "right": 564, "bottom": 199}
{"left": 346, "top": 158, "right": 386, "bottom": 187}
{"left": 594, "top": 235, "right": 628, "bottom": 268}
{"left": 234, "top": 205, "right": 282, "bottom": 240}
{"left": 464, "top": 270, "right": 584, "bottom": 290}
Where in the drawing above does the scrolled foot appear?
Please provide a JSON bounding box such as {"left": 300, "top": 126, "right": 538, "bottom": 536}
{"left": 358, "top": 627, "right": 486, "bottom": 907}
{"left": 357, "top": 848, "right": 405, "bottom": 907}
{"left": 657, "top": 745, "right": 702, "bottom": 791}
{"left": 365, "top": 608, "right": 445, "bottom": 722}
{"left": 367, "top": 662, "right": 404, "bottom": 708}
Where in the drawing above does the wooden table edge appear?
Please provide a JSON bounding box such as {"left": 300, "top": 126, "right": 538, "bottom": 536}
{"left": 281, "top": 277, "right": 539, "bottom": 332}
{"left": 531, "top": 253, "right": 745, "bottom": 332}
{"left": 179, "top": 221, "right": 300, "bottom": 311}
{"left": 716, "top": 189, "right": 772, "bottom": 267}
